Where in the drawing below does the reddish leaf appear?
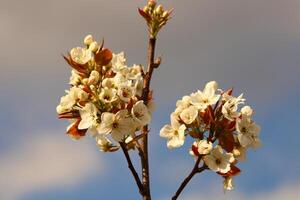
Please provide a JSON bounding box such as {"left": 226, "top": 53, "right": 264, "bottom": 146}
{"left": 223, "top": 87, "right": 233, "bottom": 96}
{"left": 191, "top": 144, "right": 200, "bottom": 156}
{"left": 189, "top": 129, "right": 203, "bottom": 139}
{"left": 62, "top": 54, "right": 87, "bottom": 75}
{"left": 138, "top": 8, "right": 152, "bottom": 23}
{"left": 58, "top": 110, "right": 80, "bottom": 119}
{"left": 94, "top": 48, "right": 113, "bottom": 66}
{"left": 227, "top": 121, "right": 236, "bottom": 132}
{"left": 82, "top": 85, "right": 93, "bottom": 95}
{"left": 218, "top": 165, "right": 241, "bottom": 177}
{"left": 200, "top": 106, "right": 215, "bottom": 125}
{"left": 218, "top": 132, "right": 235, "bottom": 152}
{"left": 67, "top": 118, "right": 87, "bottom": 140}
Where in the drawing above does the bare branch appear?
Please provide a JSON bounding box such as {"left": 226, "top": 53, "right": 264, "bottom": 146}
{"left": 171, "top": 156, "right": 207, "bottom": 200}
{"left": 119, "top": 142, "right": 145, "bottom": 195}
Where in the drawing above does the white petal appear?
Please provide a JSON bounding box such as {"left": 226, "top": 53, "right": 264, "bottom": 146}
{"left": 78, "top": 118, "right": 91, "bottom": 130}
{"left": 167, "top": 136, "right": 184, "bottom": 149}
{"left": 101, "top": 112, "right": 115, "bottom": 125}
{"left": 160, "top": 125, "right": 174, "bottom": 138}
{"left": 97, "top": 123, "right": 112, "bottom": 134}
{"left": 111, "top": 129, "right": 127, "bottom": 142}
{"left": 204, "top": 155, "right": 219, "bottom": 172}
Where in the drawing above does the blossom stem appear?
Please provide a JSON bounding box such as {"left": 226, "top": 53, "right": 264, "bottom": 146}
{"left": 120, "top": 142, "right": 145, "bottom": 195}
{"left": 140, "top": 36, "right": 159, "bottom": 200}
{"left": 171, "top": 156, "right": 207, "bottom": 200}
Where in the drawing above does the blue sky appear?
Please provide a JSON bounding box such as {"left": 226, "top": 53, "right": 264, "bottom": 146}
{"left": 1, "top": 0, "right": 300, "bottom": 199}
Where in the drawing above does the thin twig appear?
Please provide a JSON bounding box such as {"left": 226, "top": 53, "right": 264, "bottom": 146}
{"left": 120, "top": 142, "right": 145, "bottom": 195}
{"left": 140, "top": 37, "right": 159, "bottom": 200}
{"left": 171, "top": 156, "right": 207, "bottom": 200}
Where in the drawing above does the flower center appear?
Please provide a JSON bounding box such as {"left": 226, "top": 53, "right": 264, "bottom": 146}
{"left": 104, "top": 95, "right": 110, "bottom": 100}
{"left": 112, "top": 122, "right": 118, "bottom": 128}
{"left": 215, "top": 158, "right": 221, "bottom": 165}
{"left": 241, "top": 127, "right": 247, "bottom": 133}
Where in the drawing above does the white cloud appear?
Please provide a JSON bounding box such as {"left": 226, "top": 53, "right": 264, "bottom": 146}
{"left": 0, "top": 131, "right": 103, "bottom": 200}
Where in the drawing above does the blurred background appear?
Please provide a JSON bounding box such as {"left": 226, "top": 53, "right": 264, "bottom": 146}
{"left": 1, "top": 0, "right": 300, "bottom": 199}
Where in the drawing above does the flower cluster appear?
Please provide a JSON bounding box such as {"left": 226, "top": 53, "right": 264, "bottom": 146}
{"left": 57, "top": 35, "right": 153, "bottom": 152}
{"left": 160, "top": 81, "right": 261, "bottom": 191}
{"left": 138, "top": 0, "right": 173, "bottom": 38}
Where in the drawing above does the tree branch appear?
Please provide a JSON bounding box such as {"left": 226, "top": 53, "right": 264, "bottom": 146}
{"left": 120, "top": 142, "right": 145, "bottom": 195}
{"left": 140, "top": 37, "right": 159, "bottom": 200}
{"left": 171, "top": 156, "right": 207, "bottom": 200}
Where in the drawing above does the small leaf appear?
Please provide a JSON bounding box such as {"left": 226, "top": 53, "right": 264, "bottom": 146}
{"left": 218, "top": 132, "right": 235, "bottom": 152}
{"left": 191, "top": 144, "right": 200, "bottom": 156}
{"left": 58, "top": 110, "right": 80, "bottom": 119}
{"left": 138, "top": 8, "right": 152, "bottom": 23}
{"left": 94, "top": 48, "right": 113, "bottom": 66}
{"left": 62, "top": 54, "right": 87, "bottom": 75}
{"left": 66, "top": 118, "right": 87, "bottom": 140}
{"left": 200, "top": 106, "right": 215, "bottom": 125}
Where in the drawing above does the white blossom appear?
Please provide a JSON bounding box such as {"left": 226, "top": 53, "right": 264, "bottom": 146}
{"left": 56, "top": 87, "right": 82, "bottom": 114}
{"left": 102, "top": 78, "right": 116, "bottom": 88}
{"left": 134, "top": 77, "right": 144, "bottom": 97}
{"left": 241, "top": 105, "right": 253, "bottom": 117}
{"left": 84, "top": 34, "right": 94, "bottom": 46}
{"left": 70, "top": 47, "right": 92, "bottom": 65}
{"left": 196, "top": 140, "right": 213, "bottom": 155}
{"left": 233, "top": 146, "right": 247, "bottom": 162}
{"left": 78, "top": 103, "right": 99, "bottom": 130}
{"left": 132, "top": 101, "right": 151, "bottom": 126}
{"left": 69, "top": 70, "right": 82, "bottom": 86}
{"left": 111, "top": 52, "right": 127, "bottom": 72}
{"left": 114, "top": 73, "right": 130, "bottom": 86}
{"left": 175, "top": 96, "right": 191, "bottom": 114}
{"left": 127, "top": 64, "right": 142, "bottom": 80}
{"left": 88, "top": 70, "right": 100, "bottom": 85}
{"left": 221, "top": 94, "right": 245, "bottom": 121}
{"left": 179, "top": 106, "right": 198, "bottom": 124}
{"left": 118, "top": 84, "right": 134, "bottom": 102}
{"left": 89, "top": 41, "right": 99, "bottom": 52}
{"left": 236, "top": 116, "right": 261, "bottom": 148}
{"left": 190, "top": 81, "right": 220, "bottom": 111}
{"left": 160, "top": 113, "right": 186, "bottom": 149}
{"left": 99, "top": 88, "right": 117, "bottom": 103}
{"left": 98, "top": 110, "right": 133, "bottom": 142}
{"left": 204, "top": 145, "right": 235, "bottom": 173}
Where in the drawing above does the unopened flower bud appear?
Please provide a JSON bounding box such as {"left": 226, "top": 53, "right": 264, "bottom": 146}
{"left": 155, "top": 5, "right": 164, "bottom": 15}
{"left": 147, "top": 0, "right": 156, "bottom": 8}
{"left": 233, "top": 148, "right": 241, "bottom": 157}
{"left": 84, "top": 34, "right": 94, "bottom": 46}
{"left": 78, "top": 90, "right": 88, "bottom": 101}
{"left": 143, "top": 6, "right": 149, "bottom": 13}
{"left": 89, "top": 41, "right": 99, "bottom": 53}
{"left": 88, "top": 70, "right": 100, "bottom": 85}
{"left": 82, "top": 78, "right": 89, "bottom": 85}
{"left": 162, "top": 11, "right": 169, "bottom": 19}
{"left": 90, "top": 85, "right": 96, "bottom": 91}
